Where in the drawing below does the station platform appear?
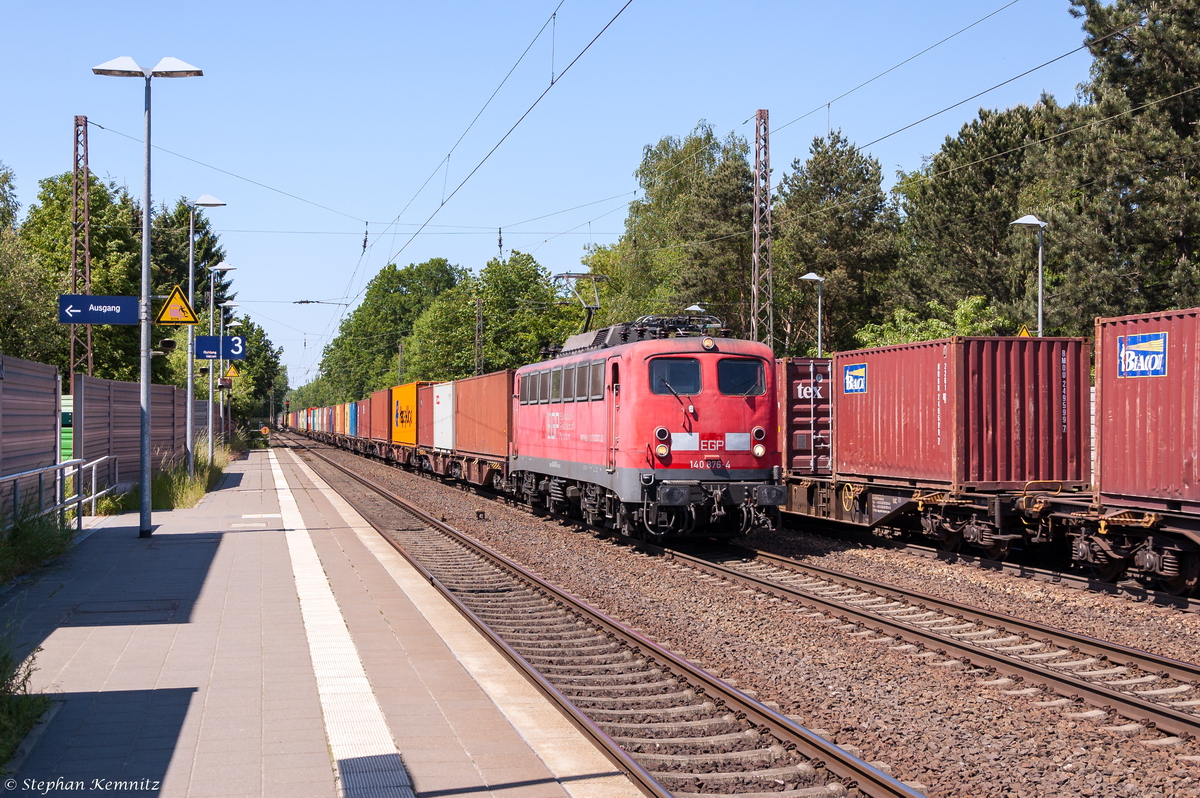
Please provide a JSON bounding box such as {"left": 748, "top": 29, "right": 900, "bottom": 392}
{"left": 0, "top": 448, "right": 640, "bottom": 798}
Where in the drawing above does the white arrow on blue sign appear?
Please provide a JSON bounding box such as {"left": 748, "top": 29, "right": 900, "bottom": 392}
{"left": 194, "top": 335, "right": 247, "bottom": 360}
{"left": 58, "top": 295, "right": 138, "bottom": 325}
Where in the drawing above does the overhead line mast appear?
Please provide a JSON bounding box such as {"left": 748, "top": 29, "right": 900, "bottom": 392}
{"left": 69, "top": 115, "right": 94, "bottom": 383}
{"left": 751, "top": 109, "right": 773, "bottom": 352}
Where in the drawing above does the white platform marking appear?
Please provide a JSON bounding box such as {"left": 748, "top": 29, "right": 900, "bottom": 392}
{"left": 268, "top": 449, "right": 415, "bottom": 798}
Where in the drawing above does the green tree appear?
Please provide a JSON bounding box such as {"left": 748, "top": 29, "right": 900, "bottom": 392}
{"left": 17, "top": 172, "right": 142, "bottom": 379}
{"left": 0, "top": 162, "right": 17, "bottom": 229}
{"left": 404, "top": 251, "right": 578, "bottom": 382}
{"left": 317, "top": 257, "right": 465, "bottom": 401}
{"left": 854, "top": 296, "right": 1008, "bottom": 348}
{"left": 774, "top": 131, "right": 897, "bottom": 354}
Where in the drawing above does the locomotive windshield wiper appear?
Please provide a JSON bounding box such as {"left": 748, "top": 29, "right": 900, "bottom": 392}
{"left": 659, "top": 378, "right": 685, "bottom": 404}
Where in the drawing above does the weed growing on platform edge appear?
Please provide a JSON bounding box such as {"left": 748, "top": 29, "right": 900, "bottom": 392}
{"left": 0, "top": 506, "right": 74, "bottom": 585}
{"left": 102, "top": 434, "right": 240, "bottom": 513}
{"left": 0, "top": 625, "right": 48, "bottom": 772}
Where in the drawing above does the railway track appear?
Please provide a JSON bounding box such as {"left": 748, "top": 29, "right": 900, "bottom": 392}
{"left": 656, "top": 540, "right": 1200, "bottom": 747}
{"left": 284, "top": 437, "right": 925, "bottom": 798}
{"left": 775, "top": 519, "right": 1200, "bottom": 613}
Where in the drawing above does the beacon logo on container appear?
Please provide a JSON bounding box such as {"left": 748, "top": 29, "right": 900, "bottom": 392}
{"left": 843, "top": 364, "right": 867, "bottom": 394}
{"left": 1117, "top": 332, "right": 1168, "bottom": 377}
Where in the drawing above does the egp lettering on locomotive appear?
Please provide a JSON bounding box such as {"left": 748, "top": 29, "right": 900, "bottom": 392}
{"left": 843, "top": 363, "right": 867, "bottom": 394}
{"left": 1117, "top": 332, "right": 1168, "bottom": 377}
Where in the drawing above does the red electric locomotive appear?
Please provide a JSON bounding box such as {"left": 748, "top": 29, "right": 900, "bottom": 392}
{"left": 509, "top": 315, "right": 786, "bottom": 538}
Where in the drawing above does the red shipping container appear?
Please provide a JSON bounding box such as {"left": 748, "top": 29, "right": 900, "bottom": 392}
{"left": 833, "top": 337, "right": 1091, "bottom": 491}
{"left": 454, "top": 370, "right": 514, "bottom": 459}
{"left": 1095, "top": 307, "right": 1200, "bottom": 514}
{"left": 370, "top": 388, "right": 391, "bottom": 442}
{"left": 777, "top": 358, "right": 832, "bottom": 476}
{"left": 417, "top": 384, "right": 435, "bottom": 448}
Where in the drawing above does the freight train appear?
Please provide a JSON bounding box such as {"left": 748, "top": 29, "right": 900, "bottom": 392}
{"left": 284, "top": 305, "right": 1200, "bottom": 594}
{"left": 286, "top": 315, "right": 787, "bottom": 538}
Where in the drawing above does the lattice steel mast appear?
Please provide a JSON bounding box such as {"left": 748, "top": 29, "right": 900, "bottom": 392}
{"left": 69, "top": 115, "right": 94, "bottom": 383}
{"left": 750, "top": 109, "right": 773, "bottom": 351}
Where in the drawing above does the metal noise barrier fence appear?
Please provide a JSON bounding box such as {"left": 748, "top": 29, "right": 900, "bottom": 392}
{"left": 73, "top": 374, "right": 215, "bottom": 492}
{"left": 0, "top": 355, "right": 61, "bottom": 516}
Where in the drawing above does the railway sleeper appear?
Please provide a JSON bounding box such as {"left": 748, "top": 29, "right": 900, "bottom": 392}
{"left": 581, "top": 701, "right": 720, "bottom": 719}
{"left": 651, "top": 763, "right": 817, "bottom": 785}
{"left": 552, "top": 679, "right": 680, "bottom": 695}
{"left": 596, "top": 714, "right": 740, "bottom": 736}
{"left": 533, "top": 660, "right": 648, "bottom": 674}
{"left": 634, "top": 743, "right": 788, "bottom": 767}
{"left": 547, "top": 668, "right": 665, "bottom": 685}
{"left": 613, "top": 728, "right": 764, "bottom": 749}
{"left": 571, "top": 690, "right": 698, "bottom": 707}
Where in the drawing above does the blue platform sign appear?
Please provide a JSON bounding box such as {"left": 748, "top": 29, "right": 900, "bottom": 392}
{"left": 194, "top": 335, "right": 247, "bottom": 361}
{"left": 58, "top": 295, "right": 138, "bottom": 325}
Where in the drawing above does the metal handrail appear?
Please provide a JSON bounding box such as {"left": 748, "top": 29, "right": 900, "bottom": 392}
{"left": 1, "top": 456, "right": 119, "bottom": 534}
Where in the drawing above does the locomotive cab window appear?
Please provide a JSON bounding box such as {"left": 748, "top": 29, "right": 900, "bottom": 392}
{"left": 563, "top": 365, "right": 575, "bottom": 401}
{"left": 649, "top": 357, "right": 701, "bottom": 396}
{"left": 718, "top": 358, "right": 765, "bottom": 396}
{"left": 538, "top": 370, "right": 551, "bottom": 404}
{"left": 519, "top": 375, "right": 529, "bottom": 405}
{"left": 551, "top": 368, "right": 563, "bottom": 402}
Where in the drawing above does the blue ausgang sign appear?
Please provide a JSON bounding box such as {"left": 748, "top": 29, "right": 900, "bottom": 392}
{"left": 58, "top": 295, "right": 138, "bottom": 325}
{"left": 194, "top": 335, "right": 247, "bottom": 361}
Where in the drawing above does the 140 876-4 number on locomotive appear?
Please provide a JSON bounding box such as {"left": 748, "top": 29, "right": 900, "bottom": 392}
{"left": 510, "top": 315, "right": 786, "bottom": 538}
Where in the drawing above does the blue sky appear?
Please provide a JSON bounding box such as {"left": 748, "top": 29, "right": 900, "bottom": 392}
{"left": 3, "top": 0, "right": 1094, "bottom": 388}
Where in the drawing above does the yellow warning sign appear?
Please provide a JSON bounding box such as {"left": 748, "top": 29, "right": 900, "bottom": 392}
{"left": 154, "top": 285, "right": 199, "bottom": 325}
{"left": 1017, "top": 325, "right": 1032, "bottom": 338}
{"left": 260, "top": 426, "right": 270, "bottom": 436}
{"left": 225, "top": 363, "right": 241, "bottom": 378}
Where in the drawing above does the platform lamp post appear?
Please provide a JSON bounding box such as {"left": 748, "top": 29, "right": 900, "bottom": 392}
{"left": 1010, "top": 214, "right": 1048, "bottom": 336}
{"left": 93, "top": 56, "right": 203, "bottom": 538}
{"left": 185, "top": 195, "right": 225, "bottom": 478}
{"left": 225, "top": 318, "right": 243, "bottom": 441}
{"left": 207, "top": 266, "right": 235, "bottom": 464}
{"left": 799, "top": 272, "right": 826, "bottom": 358}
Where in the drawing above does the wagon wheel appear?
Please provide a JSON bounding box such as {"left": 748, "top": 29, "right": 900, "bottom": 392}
{"left": 1158, "top": 553, "right": 1200, "bottom": 596}
{"left": 979, "top": 540, "right": 1012, "bottom": 562}
{"left": 938, "top": 529, "right": 964, "bottom": 553}
{"left": 1085, "top": 558, "right": 1127, "bottom": 583}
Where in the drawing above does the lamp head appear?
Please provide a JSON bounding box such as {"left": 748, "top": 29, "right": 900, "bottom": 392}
{"left": 1010, "top": 214, "right": 1047, "bottom": 229}
{"left": 189, "top": 194, "right": 226, "bottom": 209}
{"left": 93, "top": 56, "right": 202, "bottom": 78}
{"left": 799, "top": 272, "right": 825, "bottom": 282}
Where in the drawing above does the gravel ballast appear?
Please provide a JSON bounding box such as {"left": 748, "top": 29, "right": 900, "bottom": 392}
{"left": 303, "top": 444, "right": 1200, "bottom": 797}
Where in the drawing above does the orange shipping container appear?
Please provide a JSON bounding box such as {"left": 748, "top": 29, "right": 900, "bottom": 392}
{"left": 390, "top": 382, "right": 430, "bottom": 447}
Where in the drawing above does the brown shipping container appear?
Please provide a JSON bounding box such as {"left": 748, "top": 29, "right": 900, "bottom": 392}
{"left": 370, "top": 388, "right": 391, "bottom": 442}
{"left": 356, "top": 399, "right": 369, "bottom": 439}
{"left": 454, "top": 370, "right": 514, "bottom": 459}
{"left": 1095, "top": 307, "right": 1200, "bottom": 514}
{"left": 832, "top": 337, "right": 1091, "bottom": 491}
{"left": 776, "top": 358, "right": 832, "bottom": 476}
{"left": 417, "top": 384, "right": 435, "bottom": 448}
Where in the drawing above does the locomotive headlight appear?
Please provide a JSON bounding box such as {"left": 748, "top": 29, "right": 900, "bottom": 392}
{"left": 752, "top": 426, "right": 766, "bottom": 441}
{"left": 654, "top": 426, "right": 670, "bottom": 442}
{"left": 752, "top": 443, "right": 767, "bottom": 458}
{"left": 702, "top": 336, "right": 716, "bottom": 350}
{"left": 655, "top": 443, "right": 670, "bottom": 458}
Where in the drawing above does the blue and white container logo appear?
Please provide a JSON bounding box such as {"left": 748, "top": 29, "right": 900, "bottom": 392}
{"left": 1117, "top": 332, "right": 1168, "bottom": 378}
{"left": 843, "top": 363, "right": 867, "bottom": 394}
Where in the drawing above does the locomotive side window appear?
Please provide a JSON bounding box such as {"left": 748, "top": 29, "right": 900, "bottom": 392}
{"left": 519, "top": 375, "right": 529, "bottom": 405}
{"left": 539, "top": 370, "right": 551, "bottom": 404}
{"left": 576, "top": 362, "right": 590, "bottom": 401}
{"left": 718, "top": 358, "right": 765, "bottom": 396}
{"left": 563, "top": 365, "right": 575, "bottom": 401}
{"left": 649, "top": 357, "right": 701, "bottom": 396}
{"left": 590, "top": 361, "right": 604, "bottom": 399}
{"left": 551, "top": 368, "right": 563, "bottom": 402}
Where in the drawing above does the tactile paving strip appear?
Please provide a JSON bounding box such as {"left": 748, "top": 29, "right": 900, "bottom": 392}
{"left": 269, "top": 450, "right": 416, "bottom": 798}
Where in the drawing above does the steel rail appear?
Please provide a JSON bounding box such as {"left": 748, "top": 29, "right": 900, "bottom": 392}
{"left": 651, "top": 541, "right": 1200, "bottom": 741}
{"left": 288, "top": 437, "right": 925, "bottom": 798}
